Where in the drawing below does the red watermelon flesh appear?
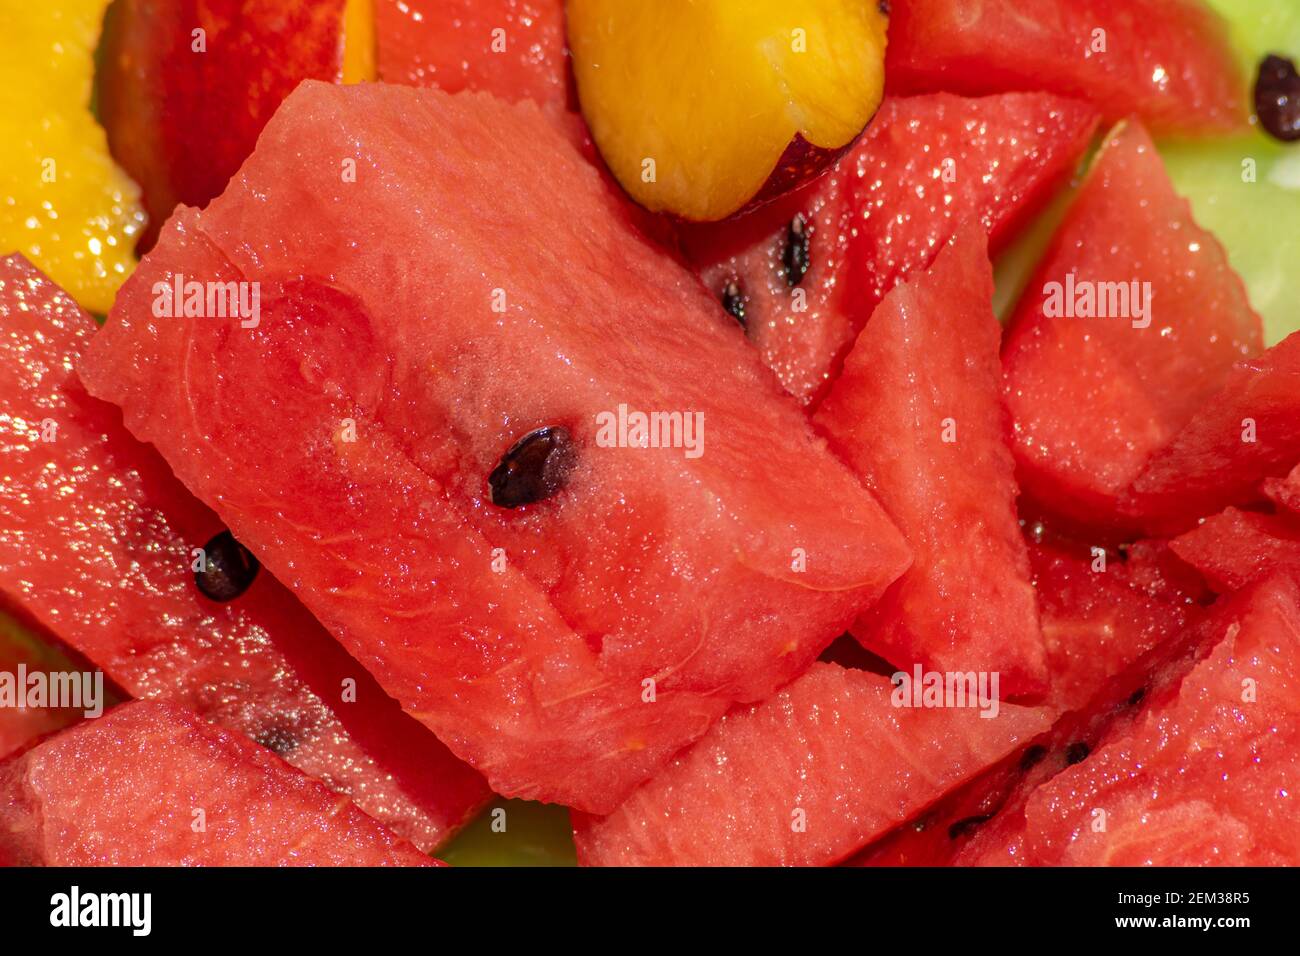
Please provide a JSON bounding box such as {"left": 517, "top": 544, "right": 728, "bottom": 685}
{"left": 814, "top": 228, "right": 1047, "bottom": 696}
{"left": 855, "top": 565, "right": 1227, "bottom": 867}
{"left": 1023, "top": 573, "right": 1300, "bottom": 866}
{"left": 375, "top": 0, "right": 569, "bottom": 110}
{"left": 1029, "top": 537, "right": 1200, "bottom": 712}
{"left": 0, "top": 254, "right": 490, "bottom": 851}
{"left": 78, "top": 83, "right": 912, "bottom": 813}
{"left": 1171, "top": 508, "right": 1300, "bottom": 594}
{"left": 572, "top": 662, "right": 1049, "bottom": 866}
{"left": 1265, "top": 464, "right": 1300, "bottom": 517}
{"left": 1116, "top": 537, "right": 1213, "bottom": 607}
{"left": 1123, "top": 332, "right": 1300, "bottom": 534}
{"left": 886, "top": 0, "right": 1247, "bottom": 137}
{"left": 679, "top": 93, "right": 1100, "bottom": 406}
{"left": 1003, "top": 121, "right": 1263, "bottom": 532}
{"left": 0, "top": 611, "right": 83, "bottom": 760}
{"left": 0, "top": 701, "right": 434, "bottom": 866}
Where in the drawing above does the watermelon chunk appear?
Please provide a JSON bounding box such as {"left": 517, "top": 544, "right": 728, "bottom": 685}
{"left": 0, "top": 610, "right": 83, "bottom": 760}
{"left": 1265, "top": 464, "right": 1300, "bottom": 517}
{"left": 572, "top": 662, "right": 1049, "bottom": 866}
{"left": 1023, "top": 573, "right": 1300, "bottom": 865}
{"left": 0, "top": 254, "right": 490, "bottom": 851}
{"left": 1029, "top": 538, "right": 1199, "bottom": 711}
{"left": 0, "top": 701, "right": 434, "bottom": 866}
{"left": 1171, "top": 507, "right": 1300, "bottom": 593}
{"left": 814, "top": 228, "right": 1046, "bottom": 696}
{"left": 1123, "top": 332, "right": 1300, "bottom": 533}
{"left": 1003, "top": 121, "right": 1263, "bottom": 531}
{"left": 887, "top": 0, "right": 1247, "bottom": 137}
{"left": 375, "top": 0, "right": 568, "bottom": 109}
{"left": 856, "top": 565, "right": 1225, "bottom": 866}
{"left": 679, "top": 93, "right": 1100, "bottom": 406}
{"left": 78, "top": 83, "right": 911, "bottom": 813}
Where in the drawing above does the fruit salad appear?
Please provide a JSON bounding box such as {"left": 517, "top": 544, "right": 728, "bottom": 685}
{"left": 0, "top": 0, "right": 1298, "bottom": 872}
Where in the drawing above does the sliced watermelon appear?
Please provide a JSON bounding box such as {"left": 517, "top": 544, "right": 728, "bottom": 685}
{"left": 1003, "top": 121, "right": 1263, "bottom": 532}
{"left": 572, "top": 662, "right": 1049, "bottom": 866}
{"left": 1170, "top": 507, "right": 1300, "bottom": 593}
{"left": 78, "top": 83, "right": 911, "bottom": 814}
{"left": 1123, "top": 332, "right": 1300, "bottom": 533}
{"left": 887, "top": 0, "right": 1247, "bottom": 137}
{"left": 813, "top": 228, "right": 1046, "bottom": 695}
{"left": 375, "top": 0, "right": 568, "bottom": 109}
{"left": 0, "top": 611, "right": 83, "bottom": 760}
{"left": 1029, "top": 537, "right": 1199, "bottom": 712}
{"left": 1023, "top": 573, "right": 1300, "bottom": 865}
{"left": 1116, "top": 536, "right": 1213, "bottom": 607}
{"left": 0, "top": 701, "right": 434, "bottom": 866}
{"left": 0, "top": 254, "right": 489, "bottom": 851}
{"left": 1265, "top": 464, "right": 1300, "bottom": 517}
{"left": 679, "top": 93, "right": 1100, "bottom": 406}
{"left": 855, "top": 568, "right": 1229, "bottom": 866}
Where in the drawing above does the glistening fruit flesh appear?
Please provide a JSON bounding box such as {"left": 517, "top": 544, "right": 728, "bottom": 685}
{"left": 566, "top": 0, "right": 888, "bottom": 220}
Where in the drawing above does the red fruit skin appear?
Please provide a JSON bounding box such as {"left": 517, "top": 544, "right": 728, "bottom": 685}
{"left": 573, "top": 663, "right": 1049, "bottom": 867}
{"left": 887, "top": 0, "right": 1248, "bottom": 137}
{"left": 1024, "top": 573, "right": 1300, "bottom": 866}
{"left": 680, "top": 93, "right": 1100, "bottom": 406}
{"left": 1124, "top": 333, "right": 1300, "bottom": 534}
{"left": 814, "top": 228, "right": 1048, "bottom": 697}
{"left": 100, "top": 0, "right": 351, "bottom": 249}
{"left": 375, "top": 0, "right": 569, "bottom": 109}
{"left": 78, "top": 84, "right": 911, "bottom": 814}
{"left": 1003, "top": 121, "right": 1263, "bottom": 534}
{"left": 0, "top": 254, "right": 490, "bottom": 852}
{"left": 0, "top": 702, "right": 434, "bottom": 866}
{"left": 1171, "top": 508, "right": 1300, "bottom": 594}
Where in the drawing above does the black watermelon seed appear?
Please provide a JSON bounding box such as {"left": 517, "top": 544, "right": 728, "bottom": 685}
{"left": 878, "top": 0, "right": 891, "bottom": 16}
{"left": 948, "top": 813, "right": 994, "bottom": 840}
{"left": 195, "top": 530, "right": 260, "bottom": 602}
{"left": 781, "top": 214, "right": 811, "bottom": 288}
{"left": 1065, "top": 741, "right": 1091, "bottom": 766}
{"left": 1019, "top": 744, "right": 1048, "bottom": 771}
{"left": 489, "top": 426, "right": 577, "bottom": 509}
{"left": 721, "top": 280, "right": 747, "bottom": 328}
{"left": 1255, "top": 54, "right": 1300, "bottom": 143}
{"left": 1127, "top": 686, "right": 1147, "bottom": 707}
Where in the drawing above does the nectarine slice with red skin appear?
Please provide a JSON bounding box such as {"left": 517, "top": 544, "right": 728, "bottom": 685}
{"left": 566, "top": 0, "right": 889, "bottom": 221}
{"left": 99, "top": 0, "right": 374, "bottom": 250}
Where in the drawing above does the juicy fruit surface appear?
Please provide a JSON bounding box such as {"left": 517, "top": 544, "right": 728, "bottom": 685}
{"left": 376, "top": 0, "right": 567, "bottom": 108}
{"left": 568, "top": 0, "right": 888, "bottom": 221}
{"left": 0, "top": 611, "right": 83, "bottom": 760}
{"left": 1025, "top": 574, "right": 1300, "bottom": 865}
{"left": 1171, "top": 508, "right": 1300, "bottom": 594}
{"left": 887, "top": 0, "right": 1247, "bottom": 137}
{"left": 1004, "top": 121, "right": 1263, "bottom": 530}
{"left": 0, "top": 0, "right": 145, "bottom": 314}
{"left": 0, "top": 254, "right": 489, "bottom": 851}
{"left": 0, "top": 701, "right": 432, "bottom": 866}
{"left": 100, "top": 0, "right": 369, "bottom": 250}
{"left": 1029, "top": 537, "right": 1200, "bottom": 712}
{"left": 681, "top": 93, "right": 1099, "bottom": 405}
{"left": 573, "top": 662, "right": 1049, "bottom": 866}
{"left": 1124, "top": 332, "right": 1300, "bottom": 533}
{"left": 79, "top": 82, "right": 911, "bottom": 813}
{"left": 1266, "top": 464, "right": 1300, "bottom": 516}
{"left": 814, "top": 230, "right": 1046, "bottom": 696}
